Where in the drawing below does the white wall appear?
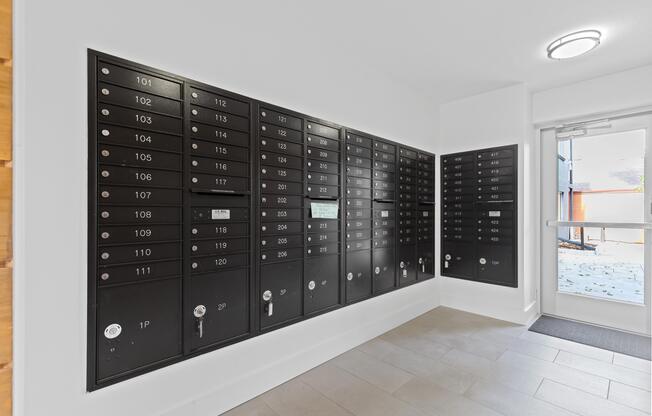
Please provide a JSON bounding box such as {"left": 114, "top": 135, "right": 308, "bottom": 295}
{"left": 437, "top": 84, "right": 539, "bottom": 324}
{"left": 12, "top": 1, "right": 440, "bottom": 415}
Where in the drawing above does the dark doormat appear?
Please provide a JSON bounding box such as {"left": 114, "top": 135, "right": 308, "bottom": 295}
{"left": 529, "top": 315, "right": 651, "bottom": 360}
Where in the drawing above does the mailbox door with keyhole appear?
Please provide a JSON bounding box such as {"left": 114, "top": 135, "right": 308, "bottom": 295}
{"left": 260, "top": 260, "right": 302, "bottom": 330}
{"left": 398, "top": 246, "right": 417, "bottom": 286}
{"left": 96, "top": 279, "right": 182, "bottom": 381}
{"left": 477, "top": 244, "right": 515, "bottom": 286}
{"left": 441, "top": 242, "right": 475, "bottom": 278}
{"left": 304, "top": 256, "right": 340, "bottom": 315}
{"left": 417, "top": 242, "right": 435, "bottom": 280}
{"left": 345, "top": 249, "right": 372, "bottom": 303}
{"left": 187, "top": 269, "right": 249, "bottom": 351}
{"left": 372, "top": 248, "right": 395, "bottom": 293}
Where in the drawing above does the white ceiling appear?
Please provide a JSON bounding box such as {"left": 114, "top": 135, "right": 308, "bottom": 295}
{"left": 237, "top": 0, "right": 652, "bottom": 105}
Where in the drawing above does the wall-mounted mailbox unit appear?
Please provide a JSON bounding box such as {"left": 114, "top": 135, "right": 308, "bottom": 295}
{"left": 88, "top": 50, "right": 436, "bottom": 390}
{"left": 440, "top": 145, "right": 518, "bottom": 287}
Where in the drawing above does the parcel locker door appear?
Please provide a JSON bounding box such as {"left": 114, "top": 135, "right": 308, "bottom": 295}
{"left": 304, "top": 256, "right": 340, "bottom": 315}
{"left": 345, "top": 250, "right": 372, "bottom": 303}
{"left": 441, "top": 242, "right": 475, "bottom": 279}
{"left": 260, "top": 260, "right": 303, "bottom": 330}
{"left": 398, "top": 245, "right": 417, "bottom": 286}
{"left": 417, "top": 242, "right": 435, "bottom": 280}
{"left": 477, "top": 244, "right": 516, "bottom": 287}
{"left": 96, "top": 279, "right": 182, "bottom": 381}
{"left": 187, "top": 269, "right": 249, "bottom": 351}
{"left": 373, "top": 248, "right": 395, "bottom": 293}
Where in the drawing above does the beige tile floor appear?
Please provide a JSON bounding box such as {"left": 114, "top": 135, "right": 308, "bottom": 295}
{"left": 222, "top": 307, "right": 651, "bottom": 416}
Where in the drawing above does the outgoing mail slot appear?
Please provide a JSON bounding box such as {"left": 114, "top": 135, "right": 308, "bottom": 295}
{"left": 307, "top": 135, "right": 339, "bottom": 151}
{"left": 306, "top": 121, "right": 339, "bottom": 140}
{"left": 373, "top": 228, "right": 394, "bottom": 238}
{"left": 477, "top": 235, "right": 513, "bottom": 245}
{"left": 346, "top": 219, "right": 371, "bottom": 230}
{"left": 260, "top": 137, "right": 302, "bottom": 156}
{"left": 374, "top": 150, "right": 394, "bottom": 163}
{"left": 373, "top": 248, "right": 395, "bottom": 293}
{"left": 186, "top": 269, "right": 249, "bottom": 351}
{"left": 306, "top": 243, "right": 339, "bottom": 257}
{"left": 346, "top": 229, "right": 372, "bottom": 240}
{"left": 260, "top": 260, "right": 302, "bottom": 329}
{"left": 347, "top": 198, "right": 371, "bottom": 209}
{"left": 374, "top": 141, "right": 396, "bottom": 154}
{"left": 98, "top": 62, "right": 181, "bottom": 99}
{"left": 307, "top": 147, "right": 339, "bottom": 163}
{"left": 305, "top": 256, "right": 340, "bottom": 314}
{"left": 188, "top": 87, "right": 249, "bottom": 117}
{"left": 262, "top": 180, "right": 303, "bottom": 195}
{"left": 346, "top": 166, "right": 371, "bottom": 179}
{"left": 346, "top": 209, "right": 372, "bottom": 219}
{"left": 347, "top": 177, "right": 371, "bottom": 188}
{"left": 96, "top": 279, "right": 181, "bottom": 380}
{"left": 309, "top": 160, "right": 339, "bottom": 174}
{"left": 98, "top": 206, "right": 181, "bottom": 225}
{"left": 261, "top": 166, "right": 302, "bottom": 183}
{"left": 261, "top": 234, "right": 303, "bottom": 249}
{"left": 477, "top": 148, "right": 514, "bottom": 161}
{"left": 260, "top": 107, "right": 302, "bottom": 130}
{"left": 98, "top": 186, "right": 181, "bottom": 206}
{"left": 441, "top": 242, "right": 475, "bottom": 278}
{"left": 307, "top": 184, "right": 339, "bottom": 198}
{"left": 374, "top": 171, "right": 395, "bottom": 182}
{"left": 373, "top": 189, "right": 395, "bottom": 200}
{"left": 98, "top": 242, "right": 180, "bottom": 265}
{"left": 374, "top": 180, "right": 393, "bottom": 190}
{"left": 346, "top": 156, "right": 372, "bottom": 169}
{"left": 191, "top": 140, "right": 249, "bottom": 162}
{"left": 345, "top": 249, "right": 372, "bottom": 303}
{"left": 191, "top": 253, "right": 249, "bottom": 273}
{"left": 98, "top": 82, "right": 182, "bottom": 117}
{"left": 260, "top": 123, "right": 303, "bottom": 144}
{"left": 442, "top": 153, "right": 474, "bottom": 165}
{"left": 346, "top": 144, "right": 372, "bottom": 159}
{"left": 307, "top": 219, "right": 338, "bottom": 233}
{"left": 98, "top": 165, "right": 182, "bottom": 188}
{"left": 476, "top": 175, "right": 514, "bottom": 186}
{"left": 477, "top": 158, "right": 513, "bottom": 169}
{"left": 192, "top": 157, "right": 249, "bottom": 177}
{"left": 192, "top": 207, "right": 249, "bottom": 223}
{"left": 477, "top": 244, "right": 515, "bottom": 286}
{"left": 190, "top": 122, "right": 250, "bottom": 148}
{"left": 191, "top": 222, "right": 248, "bottom": 239}
{"left": 477, "top": 192, "right": 513, "bottom": 201}
{"left": 98, "top": 224, "right": 180, "bottom": 245}
{"left": 261, "top": 208, "right": 302, "bottom": 222}
{"left": 261, "top": 194, "right": 303, "bottom": 208}
{"left": 190, "top": 173, "right": 249, "bottom": 192}
{"left": 261, "top": 221, "right": 303, "bottom": 235}
{"left": 308, "top": 172, "right": 339, "bottom": 186}
{"left": 261, "top": 247, "right": 303, "bottom": 263}
{"left": 190, "top": 106, "right": 249, "bottom": 132}
{"left": 306, "top": 232, "right": 339, "bottom": 245}
{"left": 98, "top": 260, "right": 181, "bottom": 286}
{"left": 374, "top": 160, "right": 395, "bottom": 172}
{"left": 399, "top": 157, "right": 415, "bottom": 167}
{"left": 346, "top": 133, "right": 372, "bottom": 149}
{"left": 99, "top": 104, "right": 182, "bottom": 134}
{"left": 347, "top": 187, "right": 372, "bottom": 199}
{"left": 262, "top": 152, "right": 302, "bottom": 170}
{"left": 98, "top": 124, "right": 181, "bottom": 153}
{"left": 477, "top": 166, "right": 514, "bottom": 177}
{"left": 191, "top": 237, "right": 248, "bottom": 255}
{"left": 399, "top": 148, "right": 417, "bottom": 159}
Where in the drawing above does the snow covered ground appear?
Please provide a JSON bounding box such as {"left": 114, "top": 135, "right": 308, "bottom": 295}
{"left": 558, "top": 241, "right": 645, "bottom": 304}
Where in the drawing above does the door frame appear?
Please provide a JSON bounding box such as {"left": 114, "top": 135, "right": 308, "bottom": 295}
{"left": 538, "top": 110, "right": 652, "bottom": 335}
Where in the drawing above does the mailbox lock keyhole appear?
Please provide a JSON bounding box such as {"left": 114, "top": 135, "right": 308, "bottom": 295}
{"left": 263, "top": 290, "right": 273, "bottom": 317}
{"left": 193, "top": 305, "right": 206, "bottom": 339}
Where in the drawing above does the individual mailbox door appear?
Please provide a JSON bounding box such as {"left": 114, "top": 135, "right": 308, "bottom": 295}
{"left": 373, "top": 248, "right": 395, "bottom": 293}
{"left": 187, "top": 269, "right": 249, "bottom": 351}
{"left": 96, "top": 279, "right": 182, "bottom": 381}
{"left": 304, "top": 256, "right": 340, "bottom": 314}
{"left": 345, "top": 250, "right": 372, "bottom": 303}
{"left": 260, "top": 261, "right": 302, "bottom": 329}
{"left": 98, "top": 124, "right": 182, "bottom": 153}
{"left": 441, "top": 242, "right": 475, "bottom": 278}
{"left": 398, "top": 245, "right": 417, "bottom": 285}
{"left": 477, "top": 244, "right": 515, "bottom": 286}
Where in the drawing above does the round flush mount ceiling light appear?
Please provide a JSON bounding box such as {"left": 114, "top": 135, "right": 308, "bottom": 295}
{"left": 547, "top": 30, "right": 602, "bottom": 60}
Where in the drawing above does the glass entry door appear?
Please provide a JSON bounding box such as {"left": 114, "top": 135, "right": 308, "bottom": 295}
{"left": 541, "top": 113, "right": 651, "bottom": 335}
